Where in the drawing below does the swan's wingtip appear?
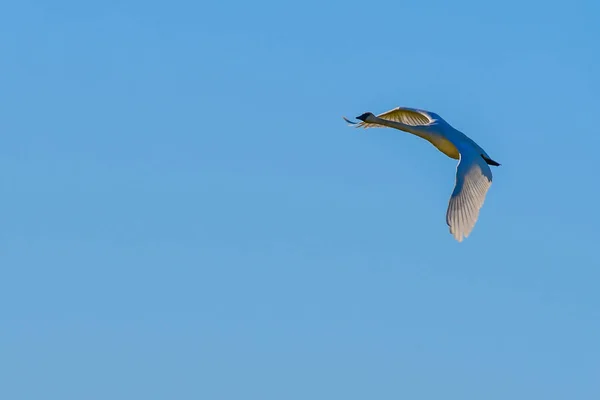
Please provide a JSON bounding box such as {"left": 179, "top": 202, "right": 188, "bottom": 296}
{"left": 342, "top": 116, "right": 357, "bottom": 125}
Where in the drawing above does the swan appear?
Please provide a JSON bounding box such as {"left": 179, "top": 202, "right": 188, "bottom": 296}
{"left": 343, "top": 107, "right": 500, "bottom": 242}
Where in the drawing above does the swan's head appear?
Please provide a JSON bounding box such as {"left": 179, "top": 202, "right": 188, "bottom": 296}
{"left": 356, "top": 112, "right": 375, "bottom": 122}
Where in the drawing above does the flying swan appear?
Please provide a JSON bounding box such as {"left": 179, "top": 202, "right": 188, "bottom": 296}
{"left": 343, "top": 107, "right": 500, "bottom": 242}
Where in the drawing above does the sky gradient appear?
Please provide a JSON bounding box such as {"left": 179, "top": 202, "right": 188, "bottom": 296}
{"left": 2, "top": 0, "right": 599, "bottom": 399}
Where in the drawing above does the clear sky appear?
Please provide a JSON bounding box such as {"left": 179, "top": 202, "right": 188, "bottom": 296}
{"left": 2, "top": 0, "right": 599, "bottom": 399}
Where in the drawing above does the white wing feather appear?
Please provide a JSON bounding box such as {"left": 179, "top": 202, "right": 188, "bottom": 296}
{"left": 446, "top": 147, "right": 493, "bottom": 242}
{"left": 344, "top": 107, "right": 435, "bottom": 128}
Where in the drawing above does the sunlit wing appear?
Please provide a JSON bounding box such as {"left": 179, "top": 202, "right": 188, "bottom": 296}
{"left": 446, "top": 148, "right": 493, "bottom": 242}
{"left": 343, "top": 107, "right": 435, "bottom": 129}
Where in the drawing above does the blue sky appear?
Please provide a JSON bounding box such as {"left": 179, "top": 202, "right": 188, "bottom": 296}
{"left": 1, "top": 0, "right": 599, "bottom": 398}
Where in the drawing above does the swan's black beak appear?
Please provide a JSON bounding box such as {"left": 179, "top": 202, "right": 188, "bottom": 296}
{"left": 356, "top": 112, "right": 373, "bottom": 122}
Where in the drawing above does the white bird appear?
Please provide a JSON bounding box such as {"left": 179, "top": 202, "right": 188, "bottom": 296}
{"left": 343, "top": 107, "right": 500, "bottom": 242}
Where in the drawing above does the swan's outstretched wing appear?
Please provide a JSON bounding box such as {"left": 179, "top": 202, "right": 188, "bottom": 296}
{"left": 343, "top": 107, "right": 436, "bottom": 128}
{"left": 446, "top": 148, "right": 493, "bottom": 242}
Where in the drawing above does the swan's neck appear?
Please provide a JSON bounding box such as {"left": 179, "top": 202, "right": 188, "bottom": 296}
{"left": 370, "top": 116, "right": 433, "bottom": 140}
{"left": 368, "top": 116, "right": 460, "bottom": 159}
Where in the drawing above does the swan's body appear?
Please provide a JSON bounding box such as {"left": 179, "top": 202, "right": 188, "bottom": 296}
{"left": 343, "top": 107, "right": 500, "bottom": 242}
